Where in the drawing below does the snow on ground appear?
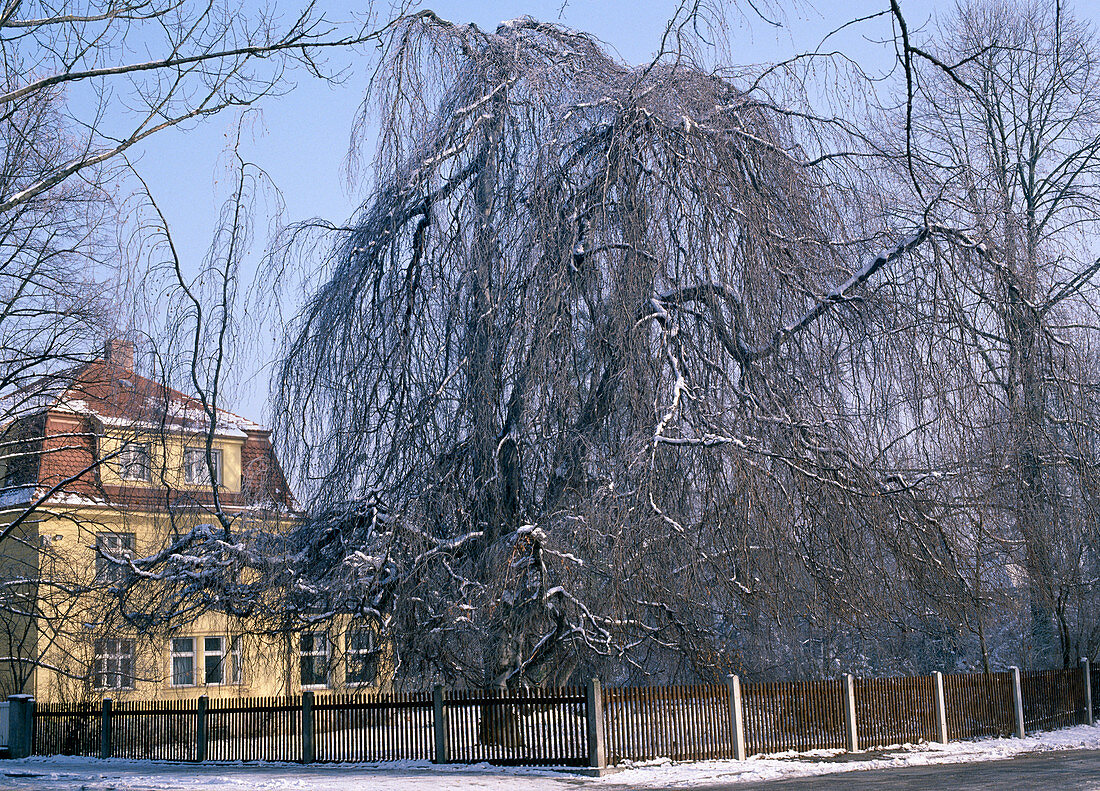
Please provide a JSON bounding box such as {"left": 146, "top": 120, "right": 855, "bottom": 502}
{"left": 3, "top": 725, "right": 1100, "bottom": 790}
{"left": 610, "top": 723, "right": 1100, "bottom": 787}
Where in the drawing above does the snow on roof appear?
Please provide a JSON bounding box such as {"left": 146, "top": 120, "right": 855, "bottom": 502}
{"left": 35, "top": 360, "right": 268, "bottom": 438}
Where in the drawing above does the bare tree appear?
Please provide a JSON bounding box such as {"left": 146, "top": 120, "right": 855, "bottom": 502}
{"left": 0, "top": 0, "right": 401, "bottom": 694}
{"left": 0, "top": 74, "right": 119, "bottom": 695}
{"left": 269, "top": 12, "right": 948, "bottom": 689}
{"left": 0, "top": 0, "right": 402, "bottom": 551}
{"left": 36, "top": 0, "right": 1100, "bottom": 697}
{"left": 884, "top": 0, "right": 1100, "bottom": 667}
{"left": 0, "top": 0, "right": 403, "bottom": 215}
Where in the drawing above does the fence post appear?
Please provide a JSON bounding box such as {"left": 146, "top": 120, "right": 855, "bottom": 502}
{"left": 933, "top": 672, "right": 948, "bottom": 744}
{"left": 586, "top": 678, "right": 606, "bottom": 769}
{"left": 726, "top": 675, "right": 747, "bottom": 761}
{"left": 843, "top": 674, "right": 859, "bottom": 752}
{"left": 432, "top": 685, "right": 449, "bottom": 764}
{"left": 6, "top": 695, "right": 34, "bottom": 759}
{"left": 301, "top": 690, "right": 315, "bottom": 764}
{"left": 195, "top": 695, "right": 207, "bottom": 762}
{"left": 99, "top": 698, "right": 113, "bottom": 759}
{"left": 1010, "top": 666, "right": 1025, "bottom": 738}
{"left": 1082, "top": 658, "right": 1093, "bottom": 726}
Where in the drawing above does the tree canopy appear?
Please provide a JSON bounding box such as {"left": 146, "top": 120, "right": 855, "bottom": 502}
{"left": 271, "top": 13, "right": 947, "bottom": 686}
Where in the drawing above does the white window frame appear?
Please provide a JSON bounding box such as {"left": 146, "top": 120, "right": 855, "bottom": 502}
{"left": 117, "top": 441, "right": 151, "bottom": 481}
{"left": 94, "top": 638, "right": 134, "bottom": 690}
{"left": 183, "top": 447, "right": 222, "bottom": 486}
{"left": 170, "top": 637, "right": 196, "bottom": 687}
{"left": 345, "top": 629, "right": 381, "bottom": 687}
{"left": 229, "top": 636, "right": 243, "bottom": 685}
{"left": 95, "top": 532, "right": 135, "bottom": 584}
{"left": 299, "top": 633, "right": 330, "bottom": 688}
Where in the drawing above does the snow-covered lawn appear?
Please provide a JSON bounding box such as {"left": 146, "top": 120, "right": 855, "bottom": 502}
{"left": 3, "top": 724, "right": 1100, "bottom": 789}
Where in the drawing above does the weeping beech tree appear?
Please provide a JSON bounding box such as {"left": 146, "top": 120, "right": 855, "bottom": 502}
{"left": 272, "top": 13, "right": 948, "bottom": 687}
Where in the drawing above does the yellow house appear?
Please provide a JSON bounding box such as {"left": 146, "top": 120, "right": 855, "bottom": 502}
{"left": 0, "top": 340, "right": 384, "bottom": 704}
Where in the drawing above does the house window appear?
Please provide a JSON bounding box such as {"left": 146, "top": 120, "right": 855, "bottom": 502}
{"left": 95, "top": 532, "right": 135, "bottom": 583}
{"left": 2, "top": 461, "right": 31, "bottom": 488}
{"left": 204, "top": 636, "right": 225, "bottom": 684}
{"left": 183, "top": 447, "right": 222, "bottom": 486}
{"left": 345, "top": 629, "right": 381, "bottom": 686}
{"left": 2, "top": 447, "right": 37, "bottom": 488}
{"left": 94, "top": 638, "right": 134, "bottom": 689}
{"left": 118, "top": 442, "right": 151, "bottom": 481}
{"left": 171, "top": 636, "right": 239, "bottom": 686}
{"left": 299, "top": 633, "right": 329, "bottom": 688}
{"left": 170, "top": 637, "right": 195, "bottom": 686}
{"left": 1, "top": 422, "right": 41, "bottom": 489}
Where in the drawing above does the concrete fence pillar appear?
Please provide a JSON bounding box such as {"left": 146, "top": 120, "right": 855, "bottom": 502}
{"left": 432, "top": 685, "right": 449, "bottom": 764}
{"left": 1010, "top": 666, "right": 1025, "bottom": 738}
{"left": 586, "top": 678, "right": 606, "bottom": 769}
{"left": 195, "top": 695, "right": 208, "bottom": 762}
{"left": 933, "top": 671, "right": 948, "bottom": 744}
{"left": 301, "top": 690, "right": 315, "bottom": 764}
{"left": 843, "top": 674, "right": 859, "bottom": 752}
{"left": 726, "top": 675, "right": 747, "bottom": 761}
{"left": 1082, "top": 658, "right": 1093, "bottom": 726}
{"left": 99, "top": 698, "right": 113, "bottom": 759}
{"left": 6, "top": 695, "right": 34, "bottom": 759}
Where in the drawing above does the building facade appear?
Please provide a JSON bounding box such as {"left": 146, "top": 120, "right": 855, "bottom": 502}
{"left": 0, "top": 340, "right": 382, "bottom": 703}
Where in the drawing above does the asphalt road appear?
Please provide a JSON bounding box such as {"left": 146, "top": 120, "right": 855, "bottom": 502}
{"left": 672, "top": 749, "right": 1100, "bottom": 791}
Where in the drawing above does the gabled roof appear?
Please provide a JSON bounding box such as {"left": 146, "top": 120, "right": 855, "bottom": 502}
{"left": 1, "top": 340, "right": 297, "bottom": 514}
{"left": 55, "top": 352, "right": 265, "bottom": 439}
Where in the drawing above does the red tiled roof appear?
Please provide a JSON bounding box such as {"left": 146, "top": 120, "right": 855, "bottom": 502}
{"left": 7, "top": 354, "right": 296, "bottom": 514}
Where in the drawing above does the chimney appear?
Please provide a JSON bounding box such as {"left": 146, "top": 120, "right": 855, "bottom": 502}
{"left": 104, "top": 338, "right": 135, "bottom": 373}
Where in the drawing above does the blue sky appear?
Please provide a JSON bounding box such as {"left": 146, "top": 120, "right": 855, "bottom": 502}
{"left": 129, "top": 0, "right": 944, "bottom": 422}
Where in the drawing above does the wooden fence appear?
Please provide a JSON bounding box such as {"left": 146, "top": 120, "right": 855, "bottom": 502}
{"left": 1020, "top": 669, "right": 1085, "bottom": 732}
{"left": 206, "top": 695, "right": 301, "bottom": 762}
{"left": 34, "top": 702, "right": 101, "bottom": 758}
{"left": 603, "top": 683, "right": 734, "bottom": 763}
{"left": 110, "top": 699, "right": 196, "bottom": 760}
{"left": 743, "top": 678, "right": 848, "bottom": 754}
{"left": 314, "top": 691, "right": 433, "bottom": 763}
{"left": 855, "top": 674, "right": 937, "bottom": 748}
{"left": 1093, "top": 665, "right": 1100, "bottom": 720}
{"left": 25, "top": 661, "right": 1100, "bottom": 767}
{"left": 30, "top": 686, "right": 589, "bottom": 766}
{"left": 942, "top": 670, "right": 1015, "bottom": 740}
{"left": 444, "top": 687, "right": 587, "bottom": 766}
